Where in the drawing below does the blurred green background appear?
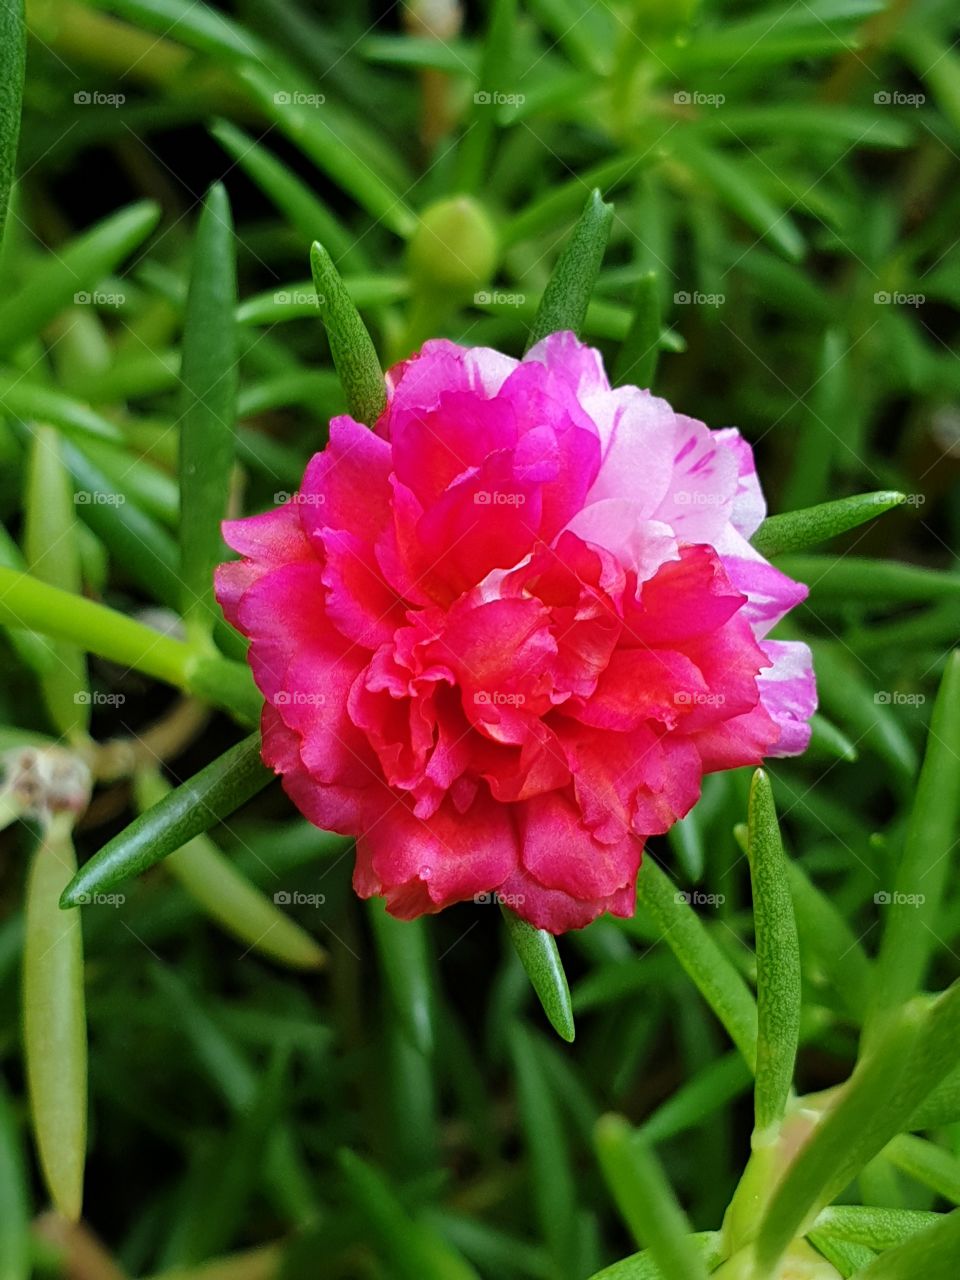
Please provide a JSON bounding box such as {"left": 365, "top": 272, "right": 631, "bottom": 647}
{"left": 2, "top": 1, "right": 960, "bottom": 1277}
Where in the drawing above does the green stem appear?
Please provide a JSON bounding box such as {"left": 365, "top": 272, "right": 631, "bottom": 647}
{"left": 0, "top": 566, "right": 190, "bottom": 686}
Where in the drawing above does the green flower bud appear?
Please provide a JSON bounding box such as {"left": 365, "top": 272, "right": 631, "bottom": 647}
{"left": 408, "top": 196, "right": 498, "bottom": 296}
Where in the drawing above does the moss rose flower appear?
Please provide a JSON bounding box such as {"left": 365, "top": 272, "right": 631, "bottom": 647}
{"left": 216, "top": 333, "right": 816, "bottom": 932}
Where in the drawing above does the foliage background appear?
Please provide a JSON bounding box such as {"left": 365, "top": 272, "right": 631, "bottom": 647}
{"left": 2, "top": 0, "right": 960, "bottom": 1277}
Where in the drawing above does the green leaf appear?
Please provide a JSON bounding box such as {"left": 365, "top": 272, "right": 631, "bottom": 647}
{"left": 747, "top": 770, "right": 801, "bottom": 1134}
{"left": 510, "top": 1023, "right": 579, "bottom": 1277}
{"left": 613, "top": 271, "right": 661, "bottom": 389}
{"left": 0, "top": 1076, "right": 29, "bottom": 1280}
{"left": 587, "top": 1234, "right": 724, "bottom": 1280}
{"left": 24, "top": 820, "right": 87, "bottom": 1221}
{"left": 457, "top": 0, "right": 518, "bottom": 192}
{"left": 676, "top": 140, "right": 804, "bottom": 262}
{"left": 778, "top": 556, "right": 960, "bottom": 604}
{"left": 237, "top": 276, "right": 407, "bottom": 326}
{"left": 367, "top": 903, "right": 436, "bottom": 1057}
{"left": 0, "top": 201, "right": 160, "bottom": 353}
{"left": 240, "top": 67, "right": 416, "bottom": 238}
{"left": 23, "top": 426, "right": 89, "bottom": 739}
{"left": 854, "top": 1209, "right": 960, "bottom": 1280}
{"left": 807, "top": 713, "right": 859, "bottom": 763}
{"left": 805, "top": 1233, "right": 875, "bottom": 1276}
{"left": 211, "top": 120, "right": 365, "bottom": 270}
{"left": 338, "top": 1149, "right": 481, "bottom": 1280}
{"left": 79, "top": 437, "right": 178, "bottom": 527}
{"left": 135, "top": 769, "right": 326, "bottom": 970}
{"left": 0, "top": 564, "right": 191, "bottom": 687}
{"left": 503, "top": 153, "right": 658, "bottom": 247}
{"left": 84, "top": 0, "right": 271, "bottom": 62}
{"left": 884, "top": 1133, "right": 960, "bottom": 1206}
{"left": 0, "top": 373, "right": 125, "bottom": 444}
{"left": 786, "top": 860, "right": 872, "bottom": 1022}
{"left": 642, "top": 1052, "right": 752, "bottom": 1144}
{"left": 751, "top": 491, "right": 905, "bottom": 558}
{"left": 811, "top": 642, "right": 917, "bottom": 781}
{"left": 811, "top": 1205, "right": 940, "bottom": 1251}
{"left": 865, "top": 651, "right": 960, "bottom": 1042}
{"left": 756, "top": 978, "right": 960, "bottom": 1271}
{"left": 0, "top": 525, "right": 58, "bottom": 676}
{"left": 60, "top": 734, "right": 272, "bottom": 907}
{"left": 501, "top": 906, "right": 575, "bottom": 1042}
{"left": 0, "top": 0, "right": 25, "bottom": 248}
{"left": 309, "top": 241, "right": 387, "bottom": 427}
{"left": 899, "top": 29, "right": 960, "bottom": 137}
{"left": 594, "top": 1115, "right": 710, "bottom": 1280}
{"left": 524, "top": 189, "right": 613, "bottom": 351}
{"left": 635, "top": 858, "right": 757, "bottom": 1070}
{"left": 61, "top": 438, "right": 182, "bottom": 609}
{"left": 179, "top": 183, "right": 238, "bottom": 642}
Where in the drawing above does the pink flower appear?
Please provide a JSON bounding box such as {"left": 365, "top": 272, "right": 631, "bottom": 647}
{"left": 216, "top": 333, "right": 816, "bottom": 933}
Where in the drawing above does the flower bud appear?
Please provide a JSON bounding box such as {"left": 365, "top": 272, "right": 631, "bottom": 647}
{"left": 408, "top": 196, "right": 498, "bottom": 295}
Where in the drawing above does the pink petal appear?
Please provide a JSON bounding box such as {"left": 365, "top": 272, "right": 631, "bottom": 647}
{"left": 758, "top": 639, "right": 817, "bottom": 756}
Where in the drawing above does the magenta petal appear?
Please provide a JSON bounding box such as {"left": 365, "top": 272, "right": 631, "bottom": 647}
{"left": 217, "top": 333, "right": 816, "bottom": 935}
{"left": 299, "top": 415, "right": 393, "bottom": 548}
{"left": 518, "top": 791, "right": 642, "bottom": 900}
{"left": 354, "top": 792, "right": 519, "bottom": 915}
